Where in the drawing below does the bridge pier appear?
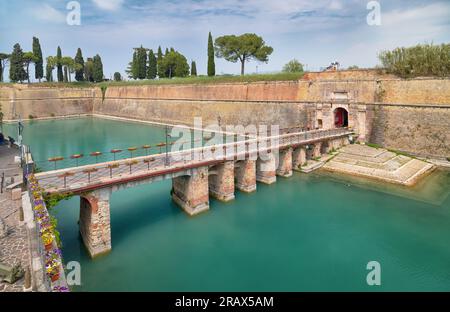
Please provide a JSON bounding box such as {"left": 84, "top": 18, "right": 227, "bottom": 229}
{"left": 234, "top": 160, "right": 257, "bottom": 193}
{"left": 330, "top": 137, "right": 349, "bottom": 150}
{"left": 79, "top": 188, "right": 112, "bottom": 258}
{"left": 312, "top": 142, "right": 322, "bottom": 158}
{"left": 256, "top": 153, "right": 277, "bottom": 184}
{"left": 321, "top": 140, "right": 332, "bottom": 154}
{"left": 292, "top": 146, "right": 307, "bottom": 170}
{"left": 172, "top": 166, "right": 210, "bottom": 216}
{"left": 209, "top": 161, "right": 235, "bottom": 202}
{"left": 276, "top": 147, "right": 293, "bottom": 177}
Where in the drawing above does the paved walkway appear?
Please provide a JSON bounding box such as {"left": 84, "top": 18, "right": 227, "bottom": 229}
{"left": 0, "top": 144, "right": 29, "bottom": 292}
{"left": 323, "top": 144, "right": 435, "bottom": 186}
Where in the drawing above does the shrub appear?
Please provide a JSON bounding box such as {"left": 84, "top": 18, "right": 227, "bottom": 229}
{"left": 379, "top": 43, "right": 450, "bottom": 78}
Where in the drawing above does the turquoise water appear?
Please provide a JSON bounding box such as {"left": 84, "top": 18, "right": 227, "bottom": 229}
{"left": 4, "top": 118, "right": 450, "bottom": 291}
{"left": 2, "top": 117, "right": 237, "bottom": 171}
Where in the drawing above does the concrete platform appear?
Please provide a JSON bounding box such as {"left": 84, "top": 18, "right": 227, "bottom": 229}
{"left": 296, "top": 154, "right": 336, "bottom": 173}
{"left": 322, "top": 144, "right": 435, "bottom": 186}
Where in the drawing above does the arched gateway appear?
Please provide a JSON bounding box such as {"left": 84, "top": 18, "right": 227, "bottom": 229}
{"left": 334, "top": 107, "right": 349, "bottom": 128}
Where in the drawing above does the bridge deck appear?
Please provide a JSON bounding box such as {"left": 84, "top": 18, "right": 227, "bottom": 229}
{"left": 34, "top": 128, "right": 353, "bottom": 194}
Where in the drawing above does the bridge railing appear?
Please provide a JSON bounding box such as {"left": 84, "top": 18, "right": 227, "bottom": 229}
{"left": 35, "top": 128, "right": 352, "bottom": 192}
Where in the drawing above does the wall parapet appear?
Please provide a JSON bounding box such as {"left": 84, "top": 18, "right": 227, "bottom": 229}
{"left": 26, "top": 172, "right": 69, "bottom": 292}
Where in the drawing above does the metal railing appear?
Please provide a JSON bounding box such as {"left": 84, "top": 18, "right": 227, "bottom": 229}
{"left": 35, "top": 128, "right": 353, "bottom": 193}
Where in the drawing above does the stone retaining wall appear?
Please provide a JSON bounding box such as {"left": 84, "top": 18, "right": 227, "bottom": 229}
{"left": 1, "top": 71, "right": 449, "bottom": 158}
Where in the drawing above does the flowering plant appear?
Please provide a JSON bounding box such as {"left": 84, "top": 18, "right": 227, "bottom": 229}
{"left": 42, "top": 231, "right": 54, "bottom": 246}
{"left": 53, "top": 286, "right": 69, "bottom": 292}
{"left": 45, "top": 248, "right": 62, "bottom": 261}
{"left": 45, "top": 249, "right": 62, "bottom": 281}
{"left": 28, "top": 174, "right": 65, "bottom": 284}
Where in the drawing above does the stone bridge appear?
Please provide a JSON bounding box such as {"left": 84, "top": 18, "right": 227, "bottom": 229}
{"left": 34, "top": 128, "right": 353, "bottom": 257}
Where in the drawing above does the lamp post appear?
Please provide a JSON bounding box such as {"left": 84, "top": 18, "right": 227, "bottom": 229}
{"left": 110, "top": 149, "right": 122, "bottom": 161}
{"left": 18, "top": 117, "right": 24, "bottom": 162}
{"left": 48, "top": 157, "right": 64, "bottom": 170}
{"left": 142, "top": 145, "right": 151, "bottom": 156}
{"left": 165, "top": 125, "right": 169, "bottom": 167}
{"left": 90, "top": 152, "right": 102, "bottom": 163}
{"left": 127, "top": 147, "right": 137, "bottom": 158}
{"left": 70, "top": 154, "right": 83, "bottom": 167}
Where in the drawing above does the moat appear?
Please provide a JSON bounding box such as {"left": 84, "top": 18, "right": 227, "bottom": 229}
{"left": 4, "top": 117, "right": 450, "bottom": 291}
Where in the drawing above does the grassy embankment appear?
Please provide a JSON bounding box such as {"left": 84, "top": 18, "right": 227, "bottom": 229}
{"left": 0, "top": 72, "right": 305, "bottom": 88}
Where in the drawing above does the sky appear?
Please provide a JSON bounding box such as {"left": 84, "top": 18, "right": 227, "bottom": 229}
{"left": 1, "top": 0, "right": 450, "bottom": 81}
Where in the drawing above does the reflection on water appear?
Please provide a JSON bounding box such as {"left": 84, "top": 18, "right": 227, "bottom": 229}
{"left": 5, "top": 117, "right": 450, "bottom": 291}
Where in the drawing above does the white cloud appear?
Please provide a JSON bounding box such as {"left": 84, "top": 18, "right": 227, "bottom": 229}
{"left": 31, "top": 3, "right": 65, "bottom": 23}
{"left": 341, "top": 2, "right": 450, "bottom": 68}
{"left": 92, "top": 0, "right": 124, "bottom": 11}
{"left": 329, "top": 0, "right": 343, "bottom": 11}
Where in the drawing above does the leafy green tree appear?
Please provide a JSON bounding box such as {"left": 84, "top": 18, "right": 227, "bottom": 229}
{"left": 215, "top": 33, "right": 273, "bottom": 75}
{"left": 63, "top": 65, "right": 69, "bottom": 82}
{"left": 74, "top": 48, "right": 85, "bottom": 81}
{"left": 61, "top": 56, "right": 77, "bottom": 82}
{"left": 0, "top": 53, "right": 10, "bottom": 82}
{"left": 114, "top": 72, "right": 122, "bottom": 81}
{"left": 147, "top": 49, "right": 157, "bottom": 79}
{"left": 84, "top": 58, "right": 94, "bottom": 82}
{"left": 56, "top": 46, "right": 63, "bottom": 82}
{"left": 207, "top": 32, "right": 215, "bottom": 76}
{"left": 23, "top": 52, "right": 35, "bottom": 83}
{"left": 92, "top": 54, "right": 104, "bottom": 82}
{"left": 158, "top": 50, "right": 189, "bottom": 78}
{"left": 45, "top": 56, "right": 56, "bottom": 82}
{"left": 347, "top": 65, "right": 359, "bottom": 70}
{"left": 191, "top": 61, "right": 197, "bottom": 76}
{"left": 379, "top": 43, "right": 450, "bottom": 78}
{"left": 9, "top": 44, "right": 27, "bottom": 83}
{"left": 282, "top": 59, "right": 304, "bottom": 73}
{"left": 32, "top": 37, "right": 43, "bottom": 82}
{"left": 126, "top": 50, "right": 138, "bottom": 79}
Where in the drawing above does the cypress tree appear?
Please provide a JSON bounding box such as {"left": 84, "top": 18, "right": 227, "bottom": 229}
{"left": 157, "top": 46, "right": 163, "bottom": 61}
{"left": 9, "top": 43, "right": 27, "bottom": 83}
{"left": 157, "top": 46, "right": 164, "bottom": 78}
{"left": 137, "top": 46, "right": 147, "bottom": 79}
{"left": 92, "top": 54, "right": 103, "bottom": 82}
{"left": 74, "top": 48, "right": 84, "bottom": 81}
{"left": 32, "top": 37, "right": 43, "bottom": 82}
{"left": 56, "top": 46, "right": 63, "bottom": 82}
{"left": 207, "top": 32, "right": 215, "bottom": 76}
{"left": 147, "top": 49, "right": 157, "bottom": 79}
{"left": 191, "top": 61, "right": 197, "bottom": 76}
{"left": 165, "top": 48, "right": 169, "bottom": 55}
{"left": 131, "top": 51, "right": 138, "bottom": 79}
